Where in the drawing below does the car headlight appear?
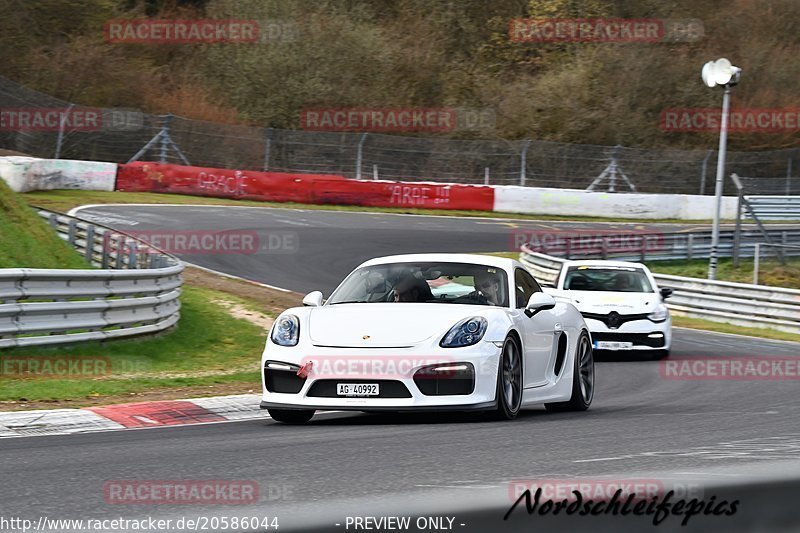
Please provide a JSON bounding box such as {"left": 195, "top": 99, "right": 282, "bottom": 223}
{"left": 647, "top": 305, "right": 668, "bottom": 323}
{"left": 440, "top": 317, "right": 488, "bottom": 348}
{"left": 271, "top": 314, "right": 300, "bottom": 346}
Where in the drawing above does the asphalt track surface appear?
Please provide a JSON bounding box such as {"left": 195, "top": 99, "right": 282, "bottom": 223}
{"left": 69, "top": 204, "right": 743, "bottom": 293}
{"left": 2, "top": 205, "right": 800, "bottom": 532}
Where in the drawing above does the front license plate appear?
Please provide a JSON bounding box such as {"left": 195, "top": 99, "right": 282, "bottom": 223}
{"left": 337, "top": 383, "right": 380, "bottom": 396}
{"left": 594, "top": 341, "right": 633, "bottom": 351}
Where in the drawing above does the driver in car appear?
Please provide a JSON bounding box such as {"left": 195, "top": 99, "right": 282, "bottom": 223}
{"left": 473, "top": 270, "right": 501, "bottom": 306}
{"left": 392, "top": 272, "right": 432, "bottom": 302}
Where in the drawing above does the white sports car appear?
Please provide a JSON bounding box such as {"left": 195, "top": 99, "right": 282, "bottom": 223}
{"left": 260, "top": 253, "right": 594, "bottom": 424}
{"left": 544, "top": 260, "right": 672, "bottom": 359}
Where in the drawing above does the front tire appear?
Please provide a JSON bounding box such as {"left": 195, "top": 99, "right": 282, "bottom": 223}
{"left": 545, "top": 331, "right": 594, "bottom": 412}
{"left": 268, "top": 408, "right": 315, "bottom": 424}
{"left": 492, "top": 334, "right": 523, "bottom": 420}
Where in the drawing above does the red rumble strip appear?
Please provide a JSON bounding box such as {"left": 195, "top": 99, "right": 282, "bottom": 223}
{"left": 87, "top": 400, "right": 226, "bottom": 428}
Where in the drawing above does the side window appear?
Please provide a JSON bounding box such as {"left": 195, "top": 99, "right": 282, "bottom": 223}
{"left": 515, "top": 268, "right": 542, "bottom": 308}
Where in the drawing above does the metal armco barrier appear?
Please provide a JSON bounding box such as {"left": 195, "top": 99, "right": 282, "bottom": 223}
{"left": 517, "top": 227, "right": 800, "bottom": 263}
{"left": 0, "top": 209, "right": 183, "bottom": 348}
{"left": 519, "top": 247, "right": 800, "bottom": 334}
{"left": 744, "top": 196, "right": 800, "bottom": 220}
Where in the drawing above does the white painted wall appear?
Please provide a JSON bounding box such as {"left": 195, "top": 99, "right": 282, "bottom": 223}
{"left": 0, "top": 157, "right": 116, "bottom": 193}
{"left": 493, "top": 185, "right": 738, "bottom": 220}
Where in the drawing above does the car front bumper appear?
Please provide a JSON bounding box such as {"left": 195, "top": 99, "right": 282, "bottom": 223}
{"left": 583, "top": 316, "right": 672, "bottom": 351}
{"left": 260, "top": 341, "right": 503, "bottom": 411}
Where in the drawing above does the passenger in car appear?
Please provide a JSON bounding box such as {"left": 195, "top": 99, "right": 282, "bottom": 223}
{"left": 392, "top": 272, "right": 433, "bottom": 302}
{"left": 474, "top": 271, "right": 502, "bottom": 306}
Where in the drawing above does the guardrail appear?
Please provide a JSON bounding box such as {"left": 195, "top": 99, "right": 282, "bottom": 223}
{"left": 520, "top": 227, "right": 800, "bottom": 263}
{"left": 520, "top": 246, "right": 800, "bottom": 334}
{"left": 744, "top": 196, "right": 800, "bottom": 220}
{"left": 0, "top": 209, "right": 183, "bottom": 348}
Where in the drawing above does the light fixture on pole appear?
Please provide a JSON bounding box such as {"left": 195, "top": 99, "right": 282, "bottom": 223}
{"left": 701, "top": 58, "right": 741, "bottom": 280}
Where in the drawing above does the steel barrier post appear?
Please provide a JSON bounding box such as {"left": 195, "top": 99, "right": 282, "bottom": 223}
{"left": 355, "top": 133, "right": 368, "bottom": 180}
{"left": 520, "top": 140, "right": 531, "bottom": 187}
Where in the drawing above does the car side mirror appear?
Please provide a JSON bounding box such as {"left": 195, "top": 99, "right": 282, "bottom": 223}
{"left": 302, "top": 291, "right": 324, "bottom": 307}
{"left": 660, "top": 287, "right": 673, "bottom": 300}
{"left": 525, "top": 292, "right": 556, "bottom": 317}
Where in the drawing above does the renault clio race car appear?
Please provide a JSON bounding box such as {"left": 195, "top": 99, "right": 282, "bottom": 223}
{"left": 545, "top": 260, "right": 672, "bottom": 359}
{"left": 260, "top": 254, "right": 594, "bottom": 423}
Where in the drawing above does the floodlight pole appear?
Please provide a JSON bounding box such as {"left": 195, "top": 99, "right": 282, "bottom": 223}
{"left": 708, "top": 85, "right": 731, "bottom": 280}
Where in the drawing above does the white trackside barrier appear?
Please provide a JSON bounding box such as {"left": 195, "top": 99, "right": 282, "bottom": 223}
{"left": 0, "top": 156, "right": 116, "bottom": 193}
{"left": 493, "top": 185, "right": 739, "bottom": 220}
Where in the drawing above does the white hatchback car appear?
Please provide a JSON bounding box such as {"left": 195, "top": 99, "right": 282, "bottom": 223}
{"left": 545, "top": 260, "right": 672, "bottom": 359}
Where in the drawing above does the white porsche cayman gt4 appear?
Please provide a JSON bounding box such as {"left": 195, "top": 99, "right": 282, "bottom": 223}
{"left": 260, "top": 254, "right": 594, "bottom": 423}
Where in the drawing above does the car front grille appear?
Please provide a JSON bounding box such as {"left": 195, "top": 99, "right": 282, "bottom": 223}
{"left": 581, "top": 312, "right": 650, "bottom": 329}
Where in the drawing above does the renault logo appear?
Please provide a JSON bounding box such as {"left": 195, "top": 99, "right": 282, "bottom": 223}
{"left": 607, "top": 312, "right": 621, "bottom": 329}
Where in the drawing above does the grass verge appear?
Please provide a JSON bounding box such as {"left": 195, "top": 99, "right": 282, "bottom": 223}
{"left": 0, "top": 178, "right": 88, "bottom": 268}
{"left": 646, "top": 257, "right": 800, "bottom": 289}
{"left": 22, "top": 189, "right": 735, "bottom": 224}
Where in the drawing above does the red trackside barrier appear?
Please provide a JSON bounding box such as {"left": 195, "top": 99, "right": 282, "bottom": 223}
{"left": 116, "top": 162, "right": 494, "bottom": 211}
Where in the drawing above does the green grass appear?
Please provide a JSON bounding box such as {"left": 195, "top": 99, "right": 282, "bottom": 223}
{"left": 0, "top": 372, "right": 257, "bottom": 403}
{"left": 22, "top": 189, "right": 736, "bottom": 224}
{"left": 0, "top": 286, "right": 267, "bottom": 402}
{"left": 0, "top": 179, "right": 88, "bottom": 268}
{"left": 646, "top": 257, "right": 800, "bottom": 289}
{"left": 672, "top": 315, "right": 800, "bottom": 343}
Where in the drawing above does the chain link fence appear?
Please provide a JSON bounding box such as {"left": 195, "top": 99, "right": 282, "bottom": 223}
{"left": 1, "top": 75, "right": 797, "bottom": 195}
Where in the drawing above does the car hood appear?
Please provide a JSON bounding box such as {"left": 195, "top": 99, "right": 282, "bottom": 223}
{"left": 548, "top": 290, "right": 658, "bottom": 314}
{"left": 307, "top": 303, "right": 494, "bottom": 348}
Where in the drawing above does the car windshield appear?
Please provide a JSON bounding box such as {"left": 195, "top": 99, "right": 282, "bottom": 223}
{"left": 327, "top": 262, "right": 509, "bottom": 307}
{"left": 564, "top": 266, "right": 653, "bottom": 293}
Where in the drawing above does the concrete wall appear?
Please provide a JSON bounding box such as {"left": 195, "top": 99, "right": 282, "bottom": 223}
{"left": 0, "top": 157, "right": 116, "bottom": 193}
{"left": 493, "top": 185, "right": 738, "bottom": 220}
